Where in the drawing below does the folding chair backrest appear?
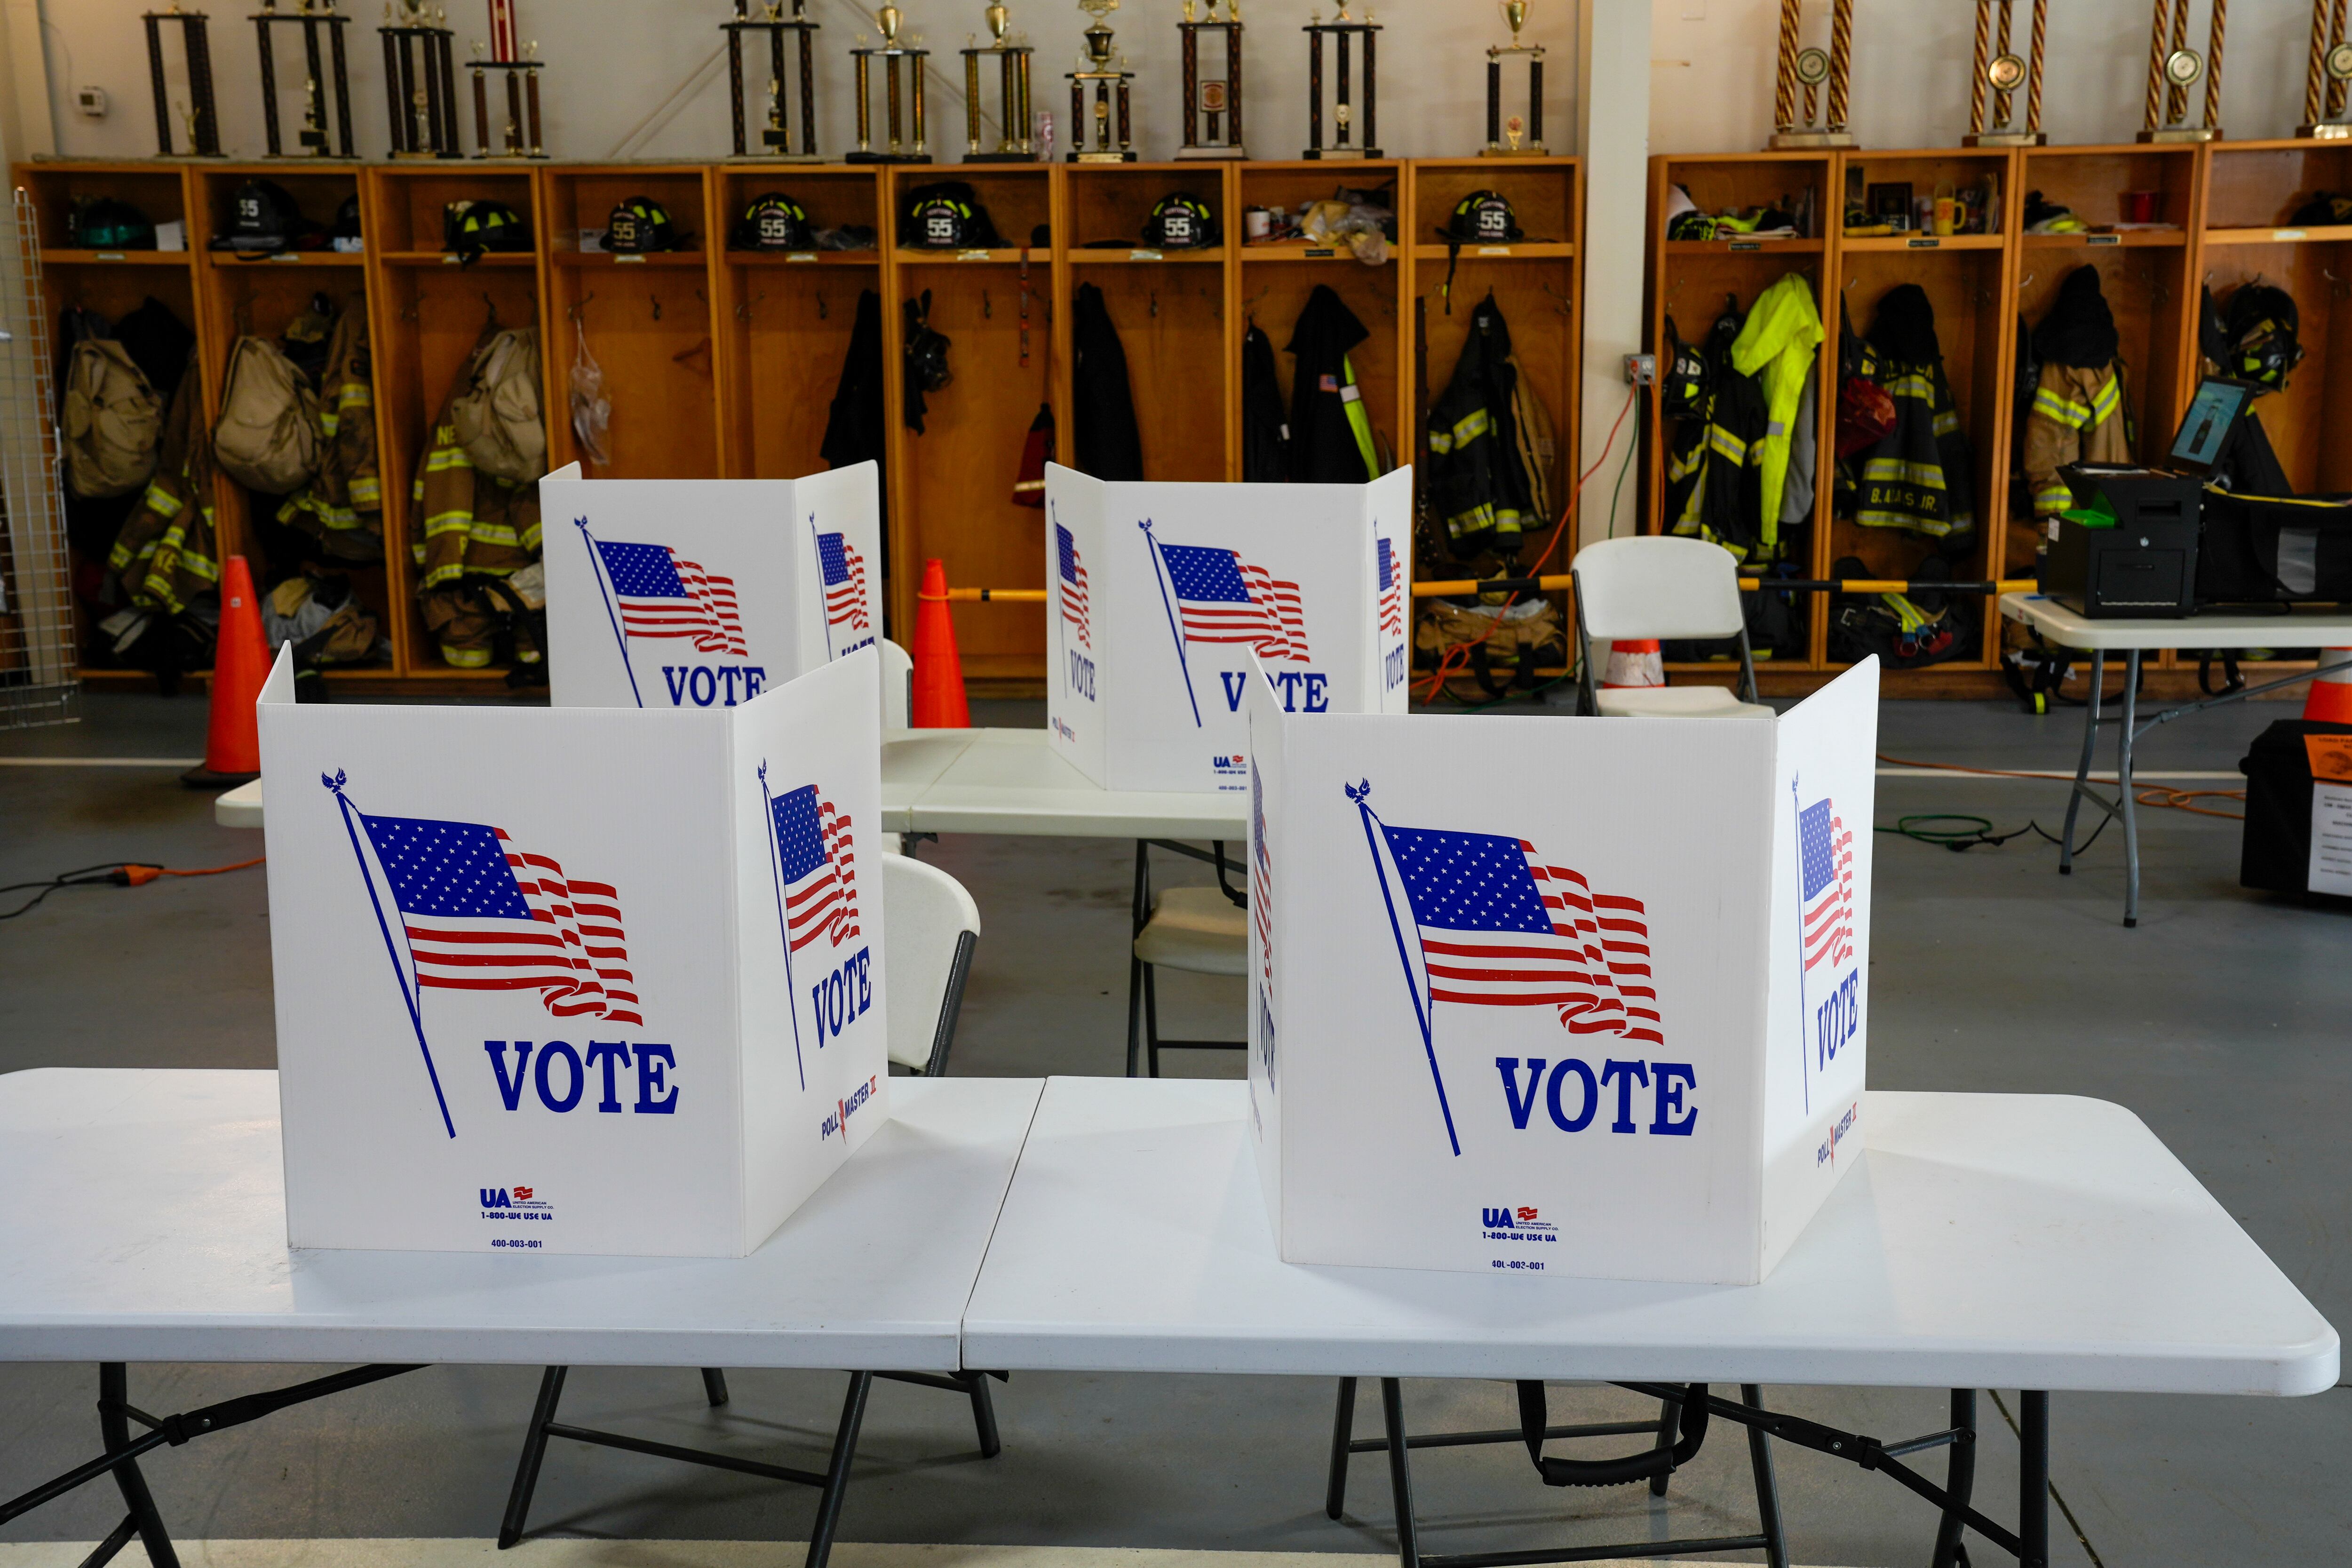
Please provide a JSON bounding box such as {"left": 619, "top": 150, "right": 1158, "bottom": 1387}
{"left": 880, "top": 638, "right": 914, "bottom": 730}
{"left": 1572, "top": 535, "right": 1746, "bottom": 642}
{"left": 882, "top": 852, "right": 981, "bottom": 1074}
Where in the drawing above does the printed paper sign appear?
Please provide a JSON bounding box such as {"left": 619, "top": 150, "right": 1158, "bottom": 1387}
{"left": 1046, "top": 465, "right": 1409, "bottom": 793}
{"left": 544, "top": 461, "right": 882, "bottom": 710}
{"left": 1247, "top": 659, "right": 1879, "bottom": 1285}
{"left": 2312, "top": 780, "right": 2352, "bottom": 897}
{"left": 259, "top": 644, "right": 888, "bottom": 1257}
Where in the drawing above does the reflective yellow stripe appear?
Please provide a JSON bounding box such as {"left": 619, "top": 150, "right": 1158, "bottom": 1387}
{"left": 1448, "top": 407, "right": 1492, "bottom": 449}
{"left": 1885, "top": 373, "right": 1934, "bottom": 401}
{"left": 421, "top": 562, "right": 468, "bottom": 587}
{"left": 347, "top": 476, "right": 381, "bottom": 505}
{"left": 438, "top": 642, "right": 492, "bottom": 668}
{"left": 422, "top": 508, "right": 475, "bottom": 536}
{"left": 425, "top": 447, "right": 473, "bottom": 472}
{"left": 1446, "top": 501, "right": 1498, "bottom": 539}
{"left": 1863, "top": 458, "right": 1947, "bottom": 488}
{"left": 2089, "top": 374, "right": 2121, "bottom": 424}
{"left": 2034, "top": 484, "right": 2075, "bottom": 513}
{"left": 2033, "top": 388, "right": 2091, "bottom": 425}
{"left": 1426, "top": 427, "right": 1453, "bottom": 454}
{"left": 142, "top": 482, "right": 183, "bottom": 518}
{"left": 469, "top": 524, "right": 522, "bottom": 548}
{"left": 1932, "top": 409, "right": 1960, "bottom": 437}
{"left": 319, "top": 411, "right": 342, "bottom": 438}
{"left": 1708, "top": 427, "right": 1748, "bottom": 462}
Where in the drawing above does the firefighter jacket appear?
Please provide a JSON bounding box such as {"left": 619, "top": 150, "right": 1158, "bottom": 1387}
{"left": 2023, "top": 362, "right": 2129, "bottom": 517}
{"left": 1240, "top": 324, "right": 1288, "bottom": 483}
{"left": 107, "top": 358, "right": 219, "bottom": 616}
{"left": 1728, "top": 272, "right": 1824, "bottom": 558}
{"left": 1666, "top": 367, "right": 1771, "bottom": 562}
{"left": 1285, "top": 284, "right": 1381, "bottom": 483}
{"left": 1850, "top": 345, "right": 1976, "bottom": 538}
{"left": 1073, "top": 282, "right": 1144, "bottom": 481}
{"left": 279, "top": 306, "right": 382, "bottom": 563}
{"left": 411, "top": 334, "right": 541, "bottom": 667}
{"left": 1426, "top": 291, "right": 1547, "bottom": 558}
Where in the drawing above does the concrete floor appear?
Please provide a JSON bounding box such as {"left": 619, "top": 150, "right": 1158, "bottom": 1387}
{"left": 1, "top": 688, "right": 2347, "bottom": 1567}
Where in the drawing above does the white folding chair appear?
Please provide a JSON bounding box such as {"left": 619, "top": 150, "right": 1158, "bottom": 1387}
{"left": 879, "top": 637, "right": 913, "bottom": 730}
{"left": 1570, "top": 536, "right": 1773, "bottom": 720}
{"left": 1126, "top": 841, "right": 1248, "bottom": 1078}
{"left": 498, "top": 855, "right": 992, "bottom": 1565}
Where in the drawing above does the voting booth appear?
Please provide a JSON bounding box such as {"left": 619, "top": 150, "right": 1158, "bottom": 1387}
{"left": 256, "top": 646, "right": 889, "bottom": 1258}
{"left": 543, "top": 461, "right": 883, "bottom": 710}
{"left": 1046, "top": 463, "right": 1412, "bottom": 794}
{"left": 1244, "top": 660, "right": 1879, "bottom": 1285}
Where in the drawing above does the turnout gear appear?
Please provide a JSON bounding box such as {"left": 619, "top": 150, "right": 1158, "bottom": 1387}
{"left": 1666, "top": 298, "right": 1770, "bottom": 561}
{"left": 2219, "top": 283, "right": 2302, "bottom": 392}
{"left": 899, "top": 182, "right": 1002, "bottom": 249}
{"left": 446, "top": 326, "right": 545, "bottom": 483}
{"left": 820, "top": 288, "right": 889, "bottom": 482}
{"left": 443, "top": 199, "right": 530, "bottom": 264}
{"left": 732, "top": 191, "right": 814, "bottom": 252}
{"left": 1659, "top": 315, "right": 1710, "bottom": 424}
{"left": 1425, "top": 291, "right": 1551, "bottom": 558}
{"left": 217, "top": 179, "right": 309, "bottom": 253}
{"left": 1848, "top": 284, "right": 1975, "bottom": 539}
{"left": 1240, "top": 323, "right": 1288, "bottom": 484}
{"left": 108, "top": 358, "right": 221, "bottom": 616}
{"left": 2024, "top": 267, "right": 2129, "bottom": 517}
{"left": 411, "top": 328, "right": 544, "bottom": 667}
{"left": 72, "top": 198, "right": 154, "bottom": 250}
{"left": 278, "top": 306, "right": 383, "bottom": 563}
{"left": 1728, "top": 271, "right": 1824, "bottom": 559}
{"left": 602, "top": 195, "right": 685, "bottom": 254}
{"left": 212, "top": 335, "right": 320, "bottom": 494}
{"left": 1141, "top": 191, "right": 1217, "bottom": 249}
{"left": 61, "top": 338, "right": 163, "bottom": 500}
{"left": 1072, "top": 282, "right": 1144, "bottom": 480}
{"left": 1284, "top": 284, "right": 1381, "bottom": 483}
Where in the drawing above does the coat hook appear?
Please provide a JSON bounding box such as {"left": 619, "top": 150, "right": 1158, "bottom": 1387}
{"left": 737, "top": 300, "right": 749, "bottom": 322}
{"left": 483, "top": 291, "right": 499, "bottom": 325}
{"left": 982, "top": 288, "right": 992, "bottom": 318}
{"left": 650, "top": 293, "right": 662, "bottom": 321}
{"left": 817, "top": 292, "right": 828, "bottom": 320}
{"left": 2016, "top": 271, "right": 2037, "bottom": 294}
{"left": 1149, "top": 288, "right": 1158, "bottom": 318}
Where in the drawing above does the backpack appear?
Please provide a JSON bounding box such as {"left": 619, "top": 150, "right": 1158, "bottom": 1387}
{"left": 60, "top": 338, "right": 163, "bottom": 499}
{"left": 213, "top": 335, "right": 320, "bottom": 494}
{"left": 449, "top": 326, "right": 546, "bottom": 482}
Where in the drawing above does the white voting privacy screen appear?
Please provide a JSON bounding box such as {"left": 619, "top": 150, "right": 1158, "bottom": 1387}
{"left": 256, "top": 645, "right": 889, "bottom": 1258}
{"left": 1245, "top": 660, "right": 1878, "bottom": 1285}
{"left": 1047, "top": 464, "right": 1410, "bottom": 794}
{"left": 543, "top": 461, "right": 882, "bottom": 710}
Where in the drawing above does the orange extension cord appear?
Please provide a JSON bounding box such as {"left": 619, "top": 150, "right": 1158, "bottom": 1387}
{"left": 1877, "top": 752, "right": 2245, "bottom": 820}
{"left": 0, "top": 856, "right": 265, "bottom": 920}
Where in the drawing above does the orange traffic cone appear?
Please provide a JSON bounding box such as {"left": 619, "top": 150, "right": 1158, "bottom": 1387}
{"left": 1601, "top": 637, "right": 1665, "bottom": 690}
{"left": 181, "top": 555, "right": 270, "bottom": 788}
{"left": 911, "top": 557, "right": 972, "bottom": 729}
{"left": 2306, "top": 648, "right": 2352, "bottom": 724}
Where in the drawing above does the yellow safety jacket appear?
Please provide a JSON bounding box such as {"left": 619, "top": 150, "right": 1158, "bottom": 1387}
{"left": 1850, "top": 346, "right": 1975, "bottom": 539}
{"left": 107, "top": 367, "right": 219, "bottom": 616}
{"left": 279, "top": 307, "right": 382, "bottom": 561}
{"left": 1728, "top": 273, "right": 1824, "bottom": 557}
{"left": 2023, "top": 362, "right": 2129, "bottom": 517}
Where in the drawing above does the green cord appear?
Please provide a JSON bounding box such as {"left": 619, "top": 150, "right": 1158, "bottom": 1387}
{"left": 1878, "top": 814, "right": 1997, "bottom": 846}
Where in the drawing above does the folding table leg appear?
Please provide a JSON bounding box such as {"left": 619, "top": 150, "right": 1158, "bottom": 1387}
{"left": 497, "top": 1366, "right": 569, "bottom": 1549}
{"left": 2019, "top": 1391, "right": 2049, "bottom": 1568}
{"left": 1647, "top": 1390, "right": 1678, "bottom": 1497}
{"left": 96, "top": 1364, "right": 177, "bottom": 1568}
{"left": 1928, "top": 1389, "right": 1976, "bottom": 1568}
{"left": 965, "top": 1369, "right": 1003, "bottom": 1458}
{"left": 1740, "top": 1385, "right": 1787, "bottom": 1568}
{"left": 2118, "top": 653, "right": 2142, "bottom": 928}
{"left": 1324, "top": 1377, "right": 1359, "bottom": 1519}
{"left": 1378, "top": 1378, "right": 1421, "bottom": 1568}
{"left": 701, "top": 1368, "right": 731, "bottom": 1408}
{"left": 2059, "top": 650, "right": 2104, "bottom": 874}
{"left": 805, "top": 1372, "right": 875, "bottom": 1568}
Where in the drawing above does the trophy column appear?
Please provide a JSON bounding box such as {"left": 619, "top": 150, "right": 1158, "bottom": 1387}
{"left": 1066, "top": 0, "right": 1136, "bottom": 162}
{"left": 1764, "top": 0, "right": 1857, "bottom": 149}
{"left": 251, "top": 1, "right": 358, "bottom": 159}
{"left": 467, "top": 0, "right": 545, "bottom": 157}
{"left": 381, "top": 7, "right": 461, "bottom": 158}
{"left": 1301, "top": 7, "right": 1379, "bottom": 160}
{"left": 2302, "top": 0, "right": 2352, "bottom": 138}
{"left": 143, "top": 7, "right": 226, "bottom": 157}
{"left": 1176, "top": 2, "right": 1244, "bottom": 160}
{"left": 724, "top": 1, "right": 823, "bottom": 160}
{"left": 1482, "top": 0, "right": 1543, "bottom": 156}
{"left": 2137, "top": 0, "right": 2226, "bottom": 143}
{"left": 1963, "top": 0, "right": 2049, "bottom": 146}
{"left": 847, "top": 4, "right": 933, "bottom": 163}
{"left": 961, "top": 2, "right": 1036, "bottom": 161}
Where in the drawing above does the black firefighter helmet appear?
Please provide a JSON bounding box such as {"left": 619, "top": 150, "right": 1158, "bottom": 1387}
{"left": 1142, "top": 191, "right": 1218, "bottom": 248}
{"left": 603, "top": 194, "right": 687, "bottom": 255}
{"left": 732, "top": 191, "right": 814, "bottom": 252}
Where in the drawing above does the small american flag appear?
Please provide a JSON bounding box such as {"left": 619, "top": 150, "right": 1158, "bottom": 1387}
{"left": 1377, "top": 537, "right": 1403, "bottom": 639}
{"left": 1057, "top": 523, "right": 1090, "bottom": 648}
{"left": 816, "top": 531, "right": 871, "bottom": 640}
{"left": 595, "top": 538, "right": 747, "bottom": 657}
{"left": 358, "top": 812, "right": 642, "bottom": 1026}
{"left": 1798, "top": 797, "right": 1856, "bottom": 973}
{"left": 1157, "top": 540, "right": 1310, "bottom": 662}
{"left": 771, "top": 784, "right": 861, "bottom": 953}
{"left": 1378, "top": 821, "right": 1661, "bottom": 1045}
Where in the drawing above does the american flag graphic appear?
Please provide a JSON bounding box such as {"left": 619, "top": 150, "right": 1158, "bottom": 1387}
{"left": 1057, "top": 523, "right": 1090, "bottom": 649}
{"left": 1375, "top": 821, "right": 1661, "bottom": 1046}
{"left": 815, "top": 530, "right": 871, "bottom": 641}
{"left": 1378, "top": 537, "right": 1403, "bottom": 640}
{"left": 594, "top": 538, "right": 747, "bottom": 657}
{"left": 1156, "top": 540, "right": 1311, "bottom": 662}
{"left": 1798, "top": 796, "right": 1856, "bottom": 973}
{"left": 770, "top": 784, "right": 861, "bottom": 953}
{"left": 357, "top": 812, "right": 643, "bottom": 1027}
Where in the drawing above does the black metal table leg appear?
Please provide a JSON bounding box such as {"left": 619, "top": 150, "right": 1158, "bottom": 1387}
{"left": 1326, "top": 1376, "right": 1359, "bottom": 1519}
{"left": 1380, "top": 1377, "right": 1421, "bottom": 1568}
{"left": 700, "top": 1368, "right": 731, "bottom": 1408}
{"left": 2118, "top": 653, "right": 2142, "bottom": 927}
{"left": 2019, "top": 1391, "right": 2049, "bottom": 1568}
{"left": 1740, "top": 1385, "right": 1787, "bottom": 1568}
{"left": 97, "top": 1364, "right": 177, "bottom": 1568}
{"left": 805, "top": 1372, "right": 874, "bottom": 1568}
{"left": 2059, "top": 650, "right": 2103, "bottom": 874}
{"left": 966, "top": 1369, "right": 1003, "bottom": 1458}
{"left": 1931, "top": 1389, "right": 1975, "bottom": 1568}
{"left": 498, "top": 1366, "right": 568, "bottom": 1549}
{"left": 1647, "top": 1389, "right": 1677, "bottom": 1497}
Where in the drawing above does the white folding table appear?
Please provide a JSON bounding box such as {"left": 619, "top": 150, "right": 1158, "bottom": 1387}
{"left": 963, "top": 1076, "right": 2338, "bottom": 1568}
{"left": 0, "top": 1068, "right": 1044, "bottom": 1568}
{"left": 1997, "top": 593, "right": 2352, "bottom": 925}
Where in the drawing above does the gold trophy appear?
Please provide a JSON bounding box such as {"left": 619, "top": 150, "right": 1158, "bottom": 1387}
{"left": 1482, "top": 0, "right": 1543, "bottom": 157}
{"left": 1176, "top": 0, "right": 1245, "bottom": 159}
{"left": 381, "top": 0, "right": 461, "bottom": 158}
{"left": 1302, "top": 4, "right": 1381, "bottom": 159}
{"left": 1066, "top": 0, "right": 1136, "bottom": 162}
{"left": 1963, "top": 0, "right": 2048, "bottom": 145}
{"left": 849, "top": 3, "right": 931, "bottom": 161}
{"left": 2137, "top": 0, "right": 2226, "bottom": 143}
{"left": 961, "top": 0, "right": 1037, "bottom": 160}
{"left": 2301, "top": 0, "right": 2352, "bottom": 139}
{"left": 1765, "top": 0, "right": 1856, "bottom": 149}
{"left": 143, "top": 4, "right": 225, "bottom": 155}
{"left": 723, "top": 0, "right": 823, "bottom": 161}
